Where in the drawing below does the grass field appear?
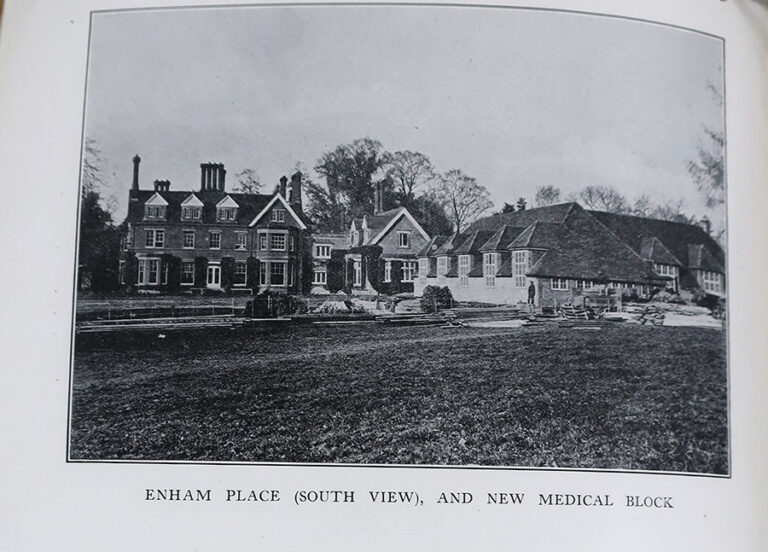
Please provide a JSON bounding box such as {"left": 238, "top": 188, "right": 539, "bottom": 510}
{"left": 70, "top": 323, "right": 728, "bottom": 473}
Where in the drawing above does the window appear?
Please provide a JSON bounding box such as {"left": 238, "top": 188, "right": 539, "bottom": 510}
{"left": 235, "top": 231, "right": 247, "bottom": 250}
{"left": 551, "top": 278, "right": 569, "bottom": 290}
{"left": 484, "top": 253, "right": 498, "bottom": 287}
{"left": 398, "top": 231, "right": 410, "bottom": 248}
{"left": 138, "top": 258, "right": 160, "bottom": 285}
{"left": 459, "top": 255, "right": 470, "bottom": 287}
{"left": 577, "top": 280, "right": 595, "bottom": 289}
{"left": 217, "top": 207, "right": 236, "bottom": 221}
{"left": 401, "top": 262, "right": 416, "bottom": 282}
{"left": 161, "top": 263, "right": 169, "bottom": 285}
{"left": 181, "top": 261, "right": 194, "bottom": 284}
{"left": 118, "top": 260, "right": 125, "bottom": 285}
{"left": 703, "top": 271, "right": 722, "bottom": 293}
{"left": 289, "top": 235, "right": 295, "bottom": 251}
{"left": 655, "top": 263, "right": 674, "bottom": 276}
{"left": 270, "top": 233, "right": 286, "bottom": 251}
{"left": 182, "top": 207, "right": 201, "bottom": 220}
{"left": 315, "top": 245, "right": 331, "bottom": 259}
{"left": 145, "top": 229, "right": 164, "bottom": 248}
{"left": 351, "top": 231, "right": 359, "bottom": 246}
{"left": 259, "top": 233, "right": 267, "bottom": 250}
{"left": 313, "top": 270, "right": 327, "bottom": 285}
{"left": 384, "top": 261, "right": 392, "bottom": 282}
{"left": 234, "top": 261, "right": 247, "bottom": 285}
{"left": 183, "top": 231, "right": 195, "bottom": 249}
{"left": 353, "top": 261, "right": 362, "bottom": 286}
{"left": 270, "top": 262, "right": 286, "bottom": 286}
{"left": 437, "top": 257, "right": 448, "bottom": 283}
{"left": 513, "top": 250, "right": 528, "bottom": 288}
{"left": 145, "top": 205, "right": 166, "bottom": 219}
{"left": 271, "top": 209, "right": 285, "bottom": 223}
{"left": 209, "top": 231, "right": 221, "bottom": 249}
{"left": 419, "top": 258, "right": 428, "bottom": 280}
{"left": 259, "top": 263, "right": 267, "bottom": 285}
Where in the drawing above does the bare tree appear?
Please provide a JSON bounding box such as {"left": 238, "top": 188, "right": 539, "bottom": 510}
{"left": 430, "top": 170, "right": 493, "bottom": 232}
{"left": 534, "top": 185, "right": 561, "bottom": 207}
{"left": 575, "top": 185, "right": 629, "bottom": 213}
{"left": 632, "top": 194, "right": 654, "bottom": 217}
{"left": 234, "top": 168, "right": 262, "bottom": 194}
{"left": 651, "top": 199, "right": 696, "bottom": 224}
{"left": 383, "top": 150, "right": 435, "bottom": 203}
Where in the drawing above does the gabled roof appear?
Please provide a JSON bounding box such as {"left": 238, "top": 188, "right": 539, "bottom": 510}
{"left": 506, "top": 221, "right": 562, "bottom": 249}
{"left": 480, "top": 224, "right": 526, "bottom": 252}
{"left": 469, "top": 203, "right": 575, "bottom": 231}
{"left": 588, "top": 210, "right": 724, "bottom": 271}
{"left": 144, "top": 192, "right": 168, "bottom": 206}
{"left": 216, "top": 195, "right": 239, "bottom": 208}
{"left": 248, "top": 193, "right": 307, "bottom": 229}
{"left": 687, "top": 244, "right": 725, "bottom": 273}
{"left": 433, "top": 233, "right": 469, "bottom": 256}
{"left": 367, "top": 207, "right": 430, "bottom": 245}
{"left": 640, "top": 237, "right": 682, "bottom": 266}
{"left": 180, "top": 193, "right": 203, "bottom": 207}
{"left": 526, "top": 205, "right": 663, "bottom": 284}
{"left": 454, "top": 229, "right": 496, "bottom": 254}
{"left": 417, "top": 235, "right": 448, "bottom": 257}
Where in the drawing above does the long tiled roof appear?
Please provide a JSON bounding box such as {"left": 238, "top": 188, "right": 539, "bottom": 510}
{"left": 433, "top": 233, "right": 469, "bottom": 256}
{"left": 454, "top": 229, "right": 496, "bottom": 254}
{"left": 126, "top": 189, "right": 311, "bottom": 226}
{"left": 506, "top": 221, "right": 562, "bottom": 249}
{"left": 469, "top": 203, "right": 575, "bottom": 231}
{"left": 417, "top": 235, "right": 448, "bottom": 257}
{"left": 479, "top": 224, "right": 526, "bottom": 252}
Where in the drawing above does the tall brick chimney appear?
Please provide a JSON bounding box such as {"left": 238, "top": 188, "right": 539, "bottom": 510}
{"left": 132, "top": 155, "right": 141, "bottom": 191}
{"left": 200, "top": 163, "right": 226, "bottom": 192}
{"left": 279, "top": 175, "right": 288, "bottom": 198}
{"left": 374, "top": 181, "right": 383, "bottom": 215}
{"left": 290, "top": 172, "right": 302, "bottom": 211}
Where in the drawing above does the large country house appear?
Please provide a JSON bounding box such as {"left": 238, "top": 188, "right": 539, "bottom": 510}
{"left": 118, "top": 156, "right": 725, "bottom": 305}
{"left": 119, "top": 156, "right": 311, "bottom": 293}
{"left": 414, "top": 202, "right": 725, "bottom": 307}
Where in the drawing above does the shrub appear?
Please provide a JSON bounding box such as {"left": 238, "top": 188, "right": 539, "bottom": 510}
{"left": 420, "top": 285, "right": 454, "bottom": 313}
{"left": 220, "top": 256, "right": 235, "bottom": 292}
{"left": 243, "top": 290, "right": 308, "bottom": 318}
{"left": 194, "top": 257, "right": 208, "bottom": 288}
{"left": 327, "top": 250, "right": 346, "bottom": 293}
{"left": 246, "top": 257, "right": 260, "bottom": 293}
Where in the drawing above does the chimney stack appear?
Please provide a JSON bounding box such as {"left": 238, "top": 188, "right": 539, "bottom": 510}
{"left": 374, "top": 181, "right": 383, "bottom": 215}
{"left": 700, "top": 215, "right": 711, "bottom": 236}
{"left": 200, "top": 163, "right": 226, "bottom": 192}
{"left": 279, "top": 175, "right": 288, "bottom": 198}
{"left": 290, "top": 172, "right": 303, "bottom": 211}
{"left": 132, "top": 155, "right": 141, "bottom": 191}
{"left": 153, "top": 179, "right": 170, "bottom": 192}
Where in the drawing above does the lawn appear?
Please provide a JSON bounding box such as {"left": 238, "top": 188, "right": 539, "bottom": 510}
{"left": 70, "top": 323, "right": 728, "bottom": 474}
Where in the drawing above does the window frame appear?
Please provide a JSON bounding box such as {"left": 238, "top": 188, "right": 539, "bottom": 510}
{"left": 235, "top": 231, "right": 247, "bottom": 251}
{"left": 315, "top": 244, "right": 331, "bottom": 259}
{"left": 209, "top": 230, "right": 221, "bottom": 250}
{"left": 183, "top": 230, "right": 195, "bottom": 249}
{"left": 313, "top": 269, "right": 328, "bottom": 285}
{"left": 270, "top": 233, "right": 287, "bottom": 251}
{"left": 383, "top": 261, "right": 392, "bottom": 282}
{"left": 551, "top": 278, "right": 569, "bottom": 291}
{"left": 398, "top": 231, "right": 411, "bottom": 248}
{"left": 181, "top": 261, "right": 195, "bottom": 285}
{"left": 484, "top": 253, "right": 498, "bottom": 288}
{"left": 271, "top": 208, "right": 286, "bottom": 223}
{"left": 458, "top": 255, "right": 470, "bottom": 287}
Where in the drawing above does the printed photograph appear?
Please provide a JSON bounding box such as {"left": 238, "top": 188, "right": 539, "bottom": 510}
{"left": 70, "top": 5, "right": 728, "bottom": 474}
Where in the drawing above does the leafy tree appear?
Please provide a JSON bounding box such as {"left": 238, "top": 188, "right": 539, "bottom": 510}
{"left": 430, "top": 169, "right": 493, "bottom": 232}
{"left": 383, "top": 150, "right": 436, "bottom": 203}
{"left": 688, "top": 84, "right": 725, "bottom": 209}
{"left": 404, "top": 194, "right": 453, "bottom": 237}
{"left": 534, "top": 185, "right": 561, "bottom": 207}
{"left": 78, "top": 139, "right": 120, "bottom": 291}
{"left": 233, "top": 168, "right": 261, "bottom": 194}
{"left": 516, "top": 197, "right": 527, "bottom": 211}
{"left": 501, "top": 202, "right": 516, "bottom": 213}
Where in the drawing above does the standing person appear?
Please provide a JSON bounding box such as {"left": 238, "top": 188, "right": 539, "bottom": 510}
{"left": 527, "top": 280, "right": 536, "bottom": 309}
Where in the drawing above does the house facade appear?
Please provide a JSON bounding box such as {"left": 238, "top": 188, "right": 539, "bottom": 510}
{"left": 415, "top": 202, "right": 725, "bottom": 307}
{"left": 119, "top": 156, "right": 311, "bottom": 293}
{"left": 344, "top": 182, "right": 431, "bottom": 294}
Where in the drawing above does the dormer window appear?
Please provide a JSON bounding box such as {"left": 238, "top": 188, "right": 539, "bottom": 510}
{"left": 183, "top": 206, "right": 201, "bottom": 220}
{"left": 217, "top": 207, "right": 237, "bottom": 221}
{"left": 271, "top": 209, "right": 286, "bottom": 223}
{"left": 145, "top": 205, "right": 166, "bottom": 219}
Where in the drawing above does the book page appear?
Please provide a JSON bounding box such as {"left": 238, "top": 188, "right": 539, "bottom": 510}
{"left": 0, "top": 0, "right": 766, "bottom": 550}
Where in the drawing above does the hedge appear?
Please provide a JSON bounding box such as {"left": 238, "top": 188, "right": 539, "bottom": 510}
{"left": 420, "top": 285, "right": 454, "bottom": 313}
{"left": 194, "top": 257, "right": 208, "bottom": 288}
{"left": 246, "top": 257, "right": 260, "bottom": 293}
{"left": 221, "top": 256, "right": 235, "bottom": 291}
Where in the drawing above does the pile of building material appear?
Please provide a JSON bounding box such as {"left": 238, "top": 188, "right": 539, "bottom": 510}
{"left": 622, "top": 305, "right": 666, "bottom": 325}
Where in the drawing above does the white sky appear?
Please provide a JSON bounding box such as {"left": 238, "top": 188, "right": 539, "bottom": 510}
{"left": 84, "top": 6, "right": 725, "bottom": 223}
